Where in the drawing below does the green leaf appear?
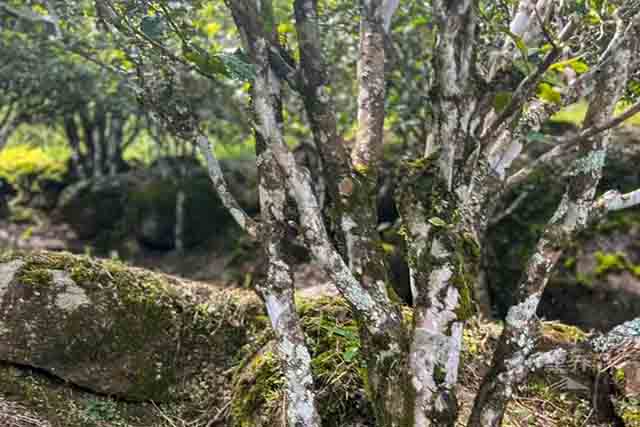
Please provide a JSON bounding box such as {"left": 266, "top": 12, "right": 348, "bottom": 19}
{"left": 428, "top": 217, "right": 447, "bottom": 227}
{"left": 549, "top": 57, "right": 589, "bottom": 74}
{"left": 329, "top": 326, "right": 357, "bottom": 340}
{"left": 585, "top": 9, "right": 602, "bottom": 25}
{"left": 526, "top": 131, "right": 547, "bottom": 143}
{"left": 184, "top": 49, "right": 228, "bottom": 77}
{"left": 219, "top": 52, "right": 256, "bottom": 81}
{"left": 537, "top": 83, "right": 562, "bottom": 104}
{"left": 498, "top": 26, "right": 530, "bottom": 71}
{"left": 140, "top": 15, "right": 164, "bottom": 39}
{"left": 343, "top": 346, "right": 359, "bottom": 362}
{"left": 493, "top": 91, "right": 512, "bottom": 113}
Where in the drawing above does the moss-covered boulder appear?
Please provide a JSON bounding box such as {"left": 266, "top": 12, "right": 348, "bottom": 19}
{"left": 56, "top": 159, "right": 258, "bottom": 252}
{"left": 56, "top": 175, "right": 134, "bottom": 240}
{"left": 131, "top": 172, "right": 245, "bottom": 250}
{"left": 0, "top": 250, "right": 263, "bottom": 401}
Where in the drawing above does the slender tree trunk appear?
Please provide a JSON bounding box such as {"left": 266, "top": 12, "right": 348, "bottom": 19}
{"left": 63, "top": 115, "right": 88, "bottom": 180}
{"left": 0, "top": 112, "right": 19, "bottom": 152}
{"left": 256, "top": 138, "right": 321, "bottom": 427}
{"left": 396, "top": 157, "right": 478, "bottom": 427}
{"left": 79, "top": 109, "right": 96, "bottom": 176}
{"left": 108, "top": 113, "right": 124, "bottom": 176}
{"left": 174, "top": 188, "right": 185, "bottom": 253}
{"left": 251, "top": 60, "right": 323, "bottom": 427}
{"left": 93, "top": 104, "right": 106, "bottom": 178}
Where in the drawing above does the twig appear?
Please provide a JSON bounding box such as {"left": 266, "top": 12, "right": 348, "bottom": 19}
{"left": 205, "top": 400, "right": 231, "bottom": 427}
{"left": 151, "top": 400, "right": 179, "bottom": 427}
{"left": 196, "top": 133, "right": 261, "bottom": 239}
{"left": 593, "top": 188, "right": 640, "bottom": 212}
{"left": 489, "top": 190, "right": 529, "bottom": 226}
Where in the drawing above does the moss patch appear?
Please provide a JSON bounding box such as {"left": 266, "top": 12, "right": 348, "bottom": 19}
{"left": 616, "top": 398, "right": 640, "bottom": 427}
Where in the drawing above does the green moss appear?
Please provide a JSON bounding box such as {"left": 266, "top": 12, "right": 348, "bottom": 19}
{"left": 517, "top": 373, "right": 593, "bottom": 427}
{"left": 594, "top": 251, "right": 627, "bottom": 275}
{"left": 231, "top": 351, "right": 283, "bottom": 427}
{"left": 541, "top": 321, "right": 588, "bottom": 344}
{"left": 14, "top": 267, "right": 53, "bottom": 287}
{"left": 0, "top": 362, "right": 165, "bottom": 427}
{"left": 433, "top": 366, "right": 446, "bottom": 385}
{"left": 617, "top": 398, "right": 640, "bottom": 427}
{"left": 570, "top": 250, "right": 640, "bottom": 286}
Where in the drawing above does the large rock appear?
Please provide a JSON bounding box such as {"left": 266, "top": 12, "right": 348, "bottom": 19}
{"left": 56, "top": 159, "right": 258, "bottom": 251}
{"left": 56, "top": 174, "right": 135, "bottom": 240}
{"left": 0, "top": 251, "right": 263, "bottom": 401}
{"left": 131, "top": 172, "right": 247, "bottom": 250}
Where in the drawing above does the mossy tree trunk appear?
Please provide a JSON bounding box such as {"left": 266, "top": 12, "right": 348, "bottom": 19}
{"left": 109, "top": 1, "right": 640, "bottom": 426}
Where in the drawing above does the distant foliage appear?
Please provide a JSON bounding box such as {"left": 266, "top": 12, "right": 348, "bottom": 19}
{"left": 0, "top": 143, "right": 68, "bottom": 189}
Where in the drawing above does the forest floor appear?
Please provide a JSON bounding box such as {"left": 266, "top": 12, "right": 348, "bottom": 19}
{"left": 0, "top": 212, "right": 338, "bottom": 300}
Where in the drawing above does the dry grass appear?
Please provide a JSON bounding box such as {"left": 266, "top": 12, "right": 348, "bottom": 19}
{"left": 0, "top": 398, "right": 51, "bottom": 427}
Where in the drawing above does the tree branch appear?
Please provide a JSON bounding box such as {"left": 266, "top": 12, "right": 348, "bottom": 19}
{"left": 481, "top": 17, "right": 577, "bottom": 141}
{"left": 506, "top": 100, "right": 640, "bottom": 190}
{"left": 195, "top": 133, "right": 261, "bottom": 240}
{"left": 488, "top": 190, "right": 530, "bottom": 226}
{"left": 430, "top": 0, "right": 477, "bottom": 188}
{"left": 527, "top": 316, "right": 640, "bottom": 372}
{"left": 594, "top": 188, "right": 640, "bottom": 213}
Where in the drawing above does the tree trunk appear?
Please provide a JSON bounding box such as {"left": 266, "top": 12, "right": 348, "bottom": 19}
{"left": 174, "top": 187, "right": 185, "bottom": 253}
{"left": 63, "top": 115, "right": 88, "bottom": 180}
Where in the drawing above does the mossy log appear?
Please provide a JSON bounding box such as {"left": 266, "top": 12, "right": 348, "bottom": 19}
{"left": 0, "top": 250, "right": 263, "bottom": 402}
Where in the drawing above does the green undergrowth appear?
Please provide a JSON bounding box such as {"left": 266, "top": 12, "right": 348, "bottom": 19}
{"left": 505, "top": 374, "right": 593, "bottom": 427}
{"left": 617, "top": 398, "right": 640, "bottom": 427}
{"left": 0, "top": 132, "right": 69, "bottom": 190}
{"left": 564, "top": 249, "right": 640, "bottom": 288}
{"left": 231, "top": 299, "right": 616, "bottom": 427}
{"left": 231, "top": 297, "right": 373, "bottom": 427}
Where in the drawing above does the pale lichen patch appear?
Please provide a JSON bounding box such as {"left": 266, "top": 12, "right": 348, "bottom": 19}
{"left": 505, "top": 293, "right": 541, "bottom": 329}
{"left": 51, "top": 271, "right": 90, "bottom": 312}
{"left": 0, "top": 261, "right": 25, "bottom": 301}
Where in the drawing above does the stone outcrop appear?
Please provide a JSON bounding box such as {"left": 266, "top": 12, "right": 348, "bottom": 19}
{"left": 0, "top": 250, "right": 262, "bottom": 401}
